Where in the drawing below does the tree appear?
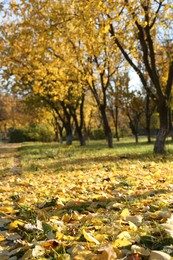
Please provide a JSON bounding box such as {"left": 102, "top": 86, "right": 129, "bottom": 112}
{"left": 108, "top": 0, "right": 173, "bottom": 153}
{"left": 1, "top": 0, "right": 172, "bottom": 152}
{"left": 71, "top": 10, "right": 123, "bottom": 147}
{"left": 121, "top": 90, "right": 145, "bottom": 143}
{"left": 0, "top": 0, "right": 87, "bottom": 145}
{"left": 107, "top": 72, "right": 130, "bottom": 141}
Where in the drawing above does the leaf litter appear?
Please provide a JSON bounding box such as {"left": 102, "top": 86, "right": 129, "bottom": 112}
{"left": 0, "top": 142, "right": 173, "bottom": 259}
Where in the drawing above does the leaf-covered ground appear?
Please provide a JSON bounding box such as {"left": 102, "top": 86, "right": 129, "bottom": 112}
{"left": 1, "top": 140, "right": 173, "bottom": 259}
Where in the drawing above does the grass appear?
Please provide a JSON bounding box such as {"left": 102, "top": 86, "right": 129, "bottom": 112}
{"left": 1, "top": 137, "right": 173, "bottom": 259}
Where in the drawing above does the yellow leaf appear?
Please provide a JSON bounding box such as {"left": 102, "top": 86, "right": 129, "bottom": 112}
{"left": 113, "top": 238, "right": 132, "bottom": 248}
{"left": 9, "top": 220, "right": 25, "bottom": 230}
{"left": 63, "top": 235, "right": 76, "bottom": 241}
{"left": 18, "top": 196, "right": 26, "bottom": 204}
{"left": 0, "top": 234, "right": 6, "bottom": 241}
{"left": 120, "top": 208, "right": 130, "bottom": 218}
{"left": 0, "top": 186, "right": 11, "bottom": 192}
{"left": 82, "top": 229, "right": 100, "bottom": 244}
{"left": 117, "top": 231, "right": 131, "bottom": 240}
{"left": 95, "top": 234, "right": 108, "bottom": 242}
{"left": 104, "top": 24, "right": 110, "bottom": 34}
{"left": 0, "top": 206, "right": 16, "bottom": 214}
{"left": 56, "top": 231, "right": 64, "bottom": 240}
{"left": 128, "top": 221, "right": 138, "bottom": 231}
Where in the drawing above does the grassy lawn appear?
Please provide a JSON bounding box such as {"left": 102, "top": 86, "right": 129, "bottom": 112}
{"left": 1, "top": 138, "right": 173, "bottom": 259}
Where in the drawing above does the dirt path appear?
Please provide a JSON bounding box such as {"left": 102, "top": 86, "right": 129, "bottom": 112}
{"left": 0, "top": 143, "right": 23, "bottom": 259}
{"left": 0, "top": 143, "right": 22, "bottom": 175}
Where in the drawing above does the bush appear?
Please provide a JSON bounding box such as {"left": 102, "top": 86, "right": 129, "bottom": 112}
{"left": 91, "top": 128, "right": 105, "bottom": 140}
{"left": 8, "top": 125, "right": 55, "bottom": 143}
{"left": 27, "top": 125, "right": 54, "bottom": 142}
{"left": 8, "top": 128, "right": 31, "bottom": 143}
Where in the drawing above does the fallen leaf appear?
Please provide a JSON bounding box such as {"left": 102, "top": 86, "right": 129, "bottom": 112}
{"left": 9, "top": 220, "right": 25, "bottom": 230}
{"left": 40, "top": 239, "right": 59, "bottom": 249}
{"left": 120, "top": 208, "right": 130, "bottom": 218}
{"left": 82, "top": 229, "right": 100, "bottom": 244}
{"left": 128, "top": 221, "right": 138, "bottom": 231}
{"left": 161, "top": 224, "right": 173, "bottom": 237}
{"left": 124, "top": 215, "right": 143, "bottom": 226}
{"left": 98, "top": 244, "right": 117, "bottom": 260}
{"left": 0, "top": 234, "right": 6, "bottom": 241}
{"left": 131, "top": 245, "right": 150, "bottom": 256}
{"left": 0, "top": 186, "right": 11, "bottom": 192}
{"left": 7, "top": 233, "right": 22, "bottom": 240}
{"left": 32, "top": 245, "right": 45, "bottom": 258}
{"left": 0, "top": 206, "right": 16, "bottom": 214}
{"left": 95, "top": 234, "right": 108, "bottom": 242}
{"left": 67, "top": 245, "right": 86, "bottom": 257}
{"left": 113, "top": 238, "right": 132, "bottom": 248}
{"left": 117, "top": 231, "right": 131, "bottom": 240}
{"left": 149, "top": 250, "right": 171, "bottom": 260}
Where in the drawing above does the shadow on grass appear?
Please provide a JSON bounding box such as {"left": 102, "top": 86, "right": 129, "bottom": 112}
{"left": 19, "top": 139, "right": 173, "bottom": 174}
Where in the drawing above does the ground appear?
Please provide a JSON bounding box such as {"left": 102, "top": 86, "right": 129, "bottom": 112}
{"left": 0, "top": 140, "right": 173, "bottom": 259}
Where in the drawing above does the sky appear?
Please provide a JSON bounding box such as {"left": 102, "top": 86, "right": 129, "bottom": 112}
{"left": 129, "top": 69, "right": 142, "bottom": 91}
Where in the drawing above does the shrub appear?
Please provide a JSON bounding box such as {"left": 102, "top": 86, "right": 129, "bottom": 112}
{"left": 8, "top": 125, "right": 55, "bottom": 143}
{"left": 8, "top": 128, "right": 31, "bottom": 143}
{"left": 27, "top": 125, "right": 54, "bottom": 142}
{"left": 91, "top": 128, "right": 105, "bottom": 140}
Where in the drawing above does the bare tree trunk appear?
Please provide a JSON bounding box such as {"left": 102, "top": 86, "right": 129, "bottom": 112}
{"left": 146, "top": 93, "right": 151, "bottom": 143}
{"left": 115, "top": 106, "right": 120, "bottom": 141}
{"left": 154, "top": 101, "right": 169, "bottom": 153}
{"left": 135, "top": 134, "right": 138, "bottom": 144}
{"left": 64, "top": 122, "right": 73, "bottom": 145}
{"left": 100, "top": 105, "right": 113, "bottom": 148}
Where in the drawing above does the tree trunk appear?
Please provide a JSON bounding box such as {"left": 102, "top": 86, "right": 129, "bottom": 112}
{"left": 64, "top": 123, "right": 73, "bottom": 145}
{"left": 115, "top": 106, "right": 120, "bottom": 141}
{"left": 100, "top": 105, "right": 113, "bottom": 148}
{"left": 135, "top": 133, "right": 138, "bottom": 144}
{"left": 72, "top": 112, "right": 86, "bottom": 146}
{"left": 154, "top": 100, "right": 169, "bottom": 153}
{"left": 146, "top": 93, "right": 151, "bottom": 143}
{"left": 78, "top": 131, "right": 86, "bottom": 146}
{"left": 109, "top": 107, "right": 119, "bottom": 141}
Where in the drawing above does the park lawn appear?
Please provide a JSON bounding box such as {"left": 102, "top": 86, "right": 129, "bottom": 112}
{"left": 1, "top": 139, "right": 173, "bottom": 259}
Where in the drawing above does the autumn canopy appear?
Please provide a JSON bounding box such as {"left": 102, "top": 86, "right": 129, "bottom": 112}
{"left": 0, "top": 0, "right": 173, "bottom": 152}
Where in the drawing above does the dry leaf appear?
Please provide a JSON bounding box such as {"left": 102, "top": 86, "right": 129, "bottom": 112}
{"left": 121, "top": 208, "right": 130, "bottom": 218}
{"left": 117, "top": 231, "right": 131, "bottom": 240}
{"left": 82, "top": 229, "right": 100, "bottom": 244}
{"left": 0, "top": 234, "right": 6, "bottom": 241}
{"left": 98, "top": 244, "right": 117, "bottom": 260}
{"left": 131, "top": 245, "right": 150, "bottom": 256}
{"left": 113, "top": 238, "right": 132, "bottom": 248}
{"left": 9, "top": 220, "right": 25, "bottom": 230}
{"left": 128, "top": 221, "right": 138, "bottom": 231}
{"left": 0, "top": 186, "right": 11, "bottom": 192}
{"left": 124, "top": 215, "right": 143, "bottom": 226}
{"left": 149, "top": 250, "right": 171, "bottom": 260}
{"left": 0, "top": 206, "right": 16, "bottom": 214}
{"left": 40, "top": 239, "right": 59, "bottom": 249}
{"left": 32, "top": 245, "right": 45, "bottom": 257}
